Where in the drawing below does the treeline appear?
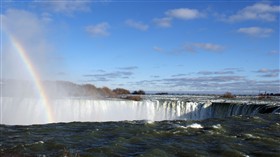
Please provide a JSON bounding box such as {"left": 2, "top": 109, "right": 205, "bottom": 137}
{"left": 258, "top": 92, "right": 280, "bottom": 96}
{"left": 257, "top": 92, "right": 280, "bottom": 99}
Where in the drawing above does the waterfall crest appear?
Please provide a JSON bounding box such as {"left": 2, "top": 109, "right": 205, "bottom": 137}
{"left": 1, "top": 97, "right": 279, "bottom": 125}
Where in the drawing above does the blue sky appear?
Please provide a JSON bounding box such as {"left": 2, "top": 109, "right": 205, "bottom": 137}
{"left": 1, "top": 0, "right": 280, "bottom": 94}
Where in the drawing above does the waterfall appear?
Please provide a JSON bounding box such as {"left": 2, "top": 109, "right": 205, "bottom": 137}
{"left": 1, "top": 97, "right": 279, "bottom": 125}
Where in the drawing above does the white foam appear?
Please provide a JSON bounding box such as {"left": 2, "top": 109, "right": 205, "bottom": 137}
{"left": 244, "top": 134, "right": 260, "bottom": 139}
{"left": 23, "top": 141, "right": 44, "bottom": 147}
{"left": 212, "top": 124, "right": 222, "bottom": 129}
{"left": 186, "top": 123, "right": 203, "bottom": 129}
{"left": 147, "top": 120, "right": 155, "bottom": 124}
{"left": 36, "top": 141, "right": 44, "bottom": 144}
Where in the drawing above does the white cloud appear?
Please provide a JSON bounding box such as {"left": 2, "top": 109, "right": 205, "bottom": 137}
{"left": 83, "top": 71, "right": 134, "bottom": 82}
{"left": 255, "top": 68, "right": 280, "bottom": 78}
{"left": 153, "top": 8, "right": 203, "bottom": 28}
{"left": 198, "top": 70, "right": 235, "bottom": 75}
{"left": 153, "top": 46, "right": 164, "bottom": 52}
{"left": 125, "top": 19, "right": 149, "bottom": 31}
{"left": 237, "top": 27, "right": 273, "bottom": 37}
{"left": 165, "top": 8, "right": 203, "bottom": 20}
{"left": 226, "top": 2, "right": 280, "bottom": 22}
{"left": 268, "top": 50, "right": 280, "bottom": 55}
{"left": 185, "top": 43, "right": 224, "bottom": 52}
{"left": 85, "top": 22, "right": 110, "bottom": 37}
{"left": 38, "top": 1, "right": 91, "bottom": 14}
{"left": 256, "top": 68, "right": 279, "bottom": 73}
{"left": 193, "top": 43, "right": 224, "bottom": 52}
{"left": 153, "top": 17, "right": 172, "bottom": 28}
{"left": 257, "top": 68, "right": 270, "bottom": 73}
{"left": 154, "top": 42, "right": 224, "bottom": 54}
{"left": 41, "top": 12, "right": 53, "bottom": 23}
{"left": 130, "top": 73, "right": 280, "bottom": 93}
{"left": 118, "top": 66, "right": 138, "bottom": 70}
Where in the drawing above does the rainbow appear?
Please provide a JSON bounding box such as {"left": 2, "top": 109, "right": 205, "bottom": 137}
{"left": 9, "top": 36, "right": 54, "bottom": 123}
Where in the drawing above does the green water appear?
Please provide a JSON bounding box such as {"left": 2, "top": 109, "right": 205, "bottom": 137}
{"left": 1, "top": 114, "right": 279, "bottom": 157}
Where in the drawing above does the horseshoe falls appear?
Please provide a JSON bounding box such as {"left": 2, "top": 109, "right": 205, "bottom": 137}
{"left": 1, "top": 96, "right": 279, "bottom": 125}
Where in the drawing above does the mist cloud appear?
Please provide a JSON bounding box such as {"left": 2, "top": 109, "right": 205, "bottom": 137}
{"left": 2, "top": 9, "right": 53, "bottom": 80}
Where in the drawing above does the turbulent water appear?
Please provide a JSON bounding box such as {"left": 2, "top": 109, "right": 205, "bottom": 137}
{"left": 1, "top": 95, "right": 280, "bottom": 156}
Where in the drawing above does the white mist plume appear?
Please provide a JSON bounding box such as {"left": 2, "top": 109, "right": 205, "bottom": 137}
{"left": 2, "top": 9, "right": 53, "bottom": 81}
